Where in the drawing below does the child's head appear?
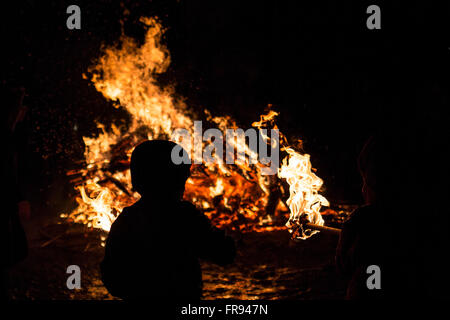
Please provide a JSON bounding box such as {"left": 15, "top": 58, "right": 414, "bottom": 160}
{"left": 358, "top": 130, "right": 412, "bottom": 205}
{"left": 130, "top": 140, "right": 191, "bottom": 199}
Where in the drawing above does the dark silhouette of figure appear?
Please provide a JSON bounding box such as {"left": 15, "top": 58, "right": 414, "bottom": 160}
{"left": 335, "top": 131, "right": 422, "bottom": 299}
{"left": 1, "top": 86, "right": 31, "bottom": 300}
{"left": 100, "top": 140, "right": 236, "bottom": 300}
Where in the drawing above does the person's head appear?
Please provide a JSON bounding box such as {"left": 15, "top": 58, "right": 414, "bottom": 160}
{"left": 357, "top": 135, "right": 378, "bottom": 205}
{"left": 130, "top": 140, "right": 191, "bottom": 200}
{"left": 358, "top": 131, "right": 408, "bottom": 205}
{"left": 358, "top": 125, "right": 418, "bottom": 208}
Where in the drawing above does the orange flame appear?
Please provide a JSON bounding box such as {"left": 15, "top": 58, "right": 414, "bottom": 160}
{"left": 61, "top": 17, "right": 329, "bottom": 239}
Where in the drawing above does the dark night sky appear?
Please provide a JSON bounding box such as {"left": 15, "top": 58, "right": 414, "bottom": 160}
{"left": 2, "top": 1, "right": 449, "bottom": 206}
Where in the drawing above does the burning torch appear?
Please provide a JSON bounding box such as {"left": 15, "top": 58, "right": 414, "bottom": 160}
{"left": 289, "top": 214, "right": 342, "bottom": 240}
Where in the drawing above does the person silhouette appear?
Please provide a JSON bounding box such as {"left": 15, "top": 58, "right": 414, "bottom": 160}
{"left": 335, "top": 131, "right": 421, "bottom": 299}
{"left": 2, "top": 86, "right": 31, "bottom": 300}
{"left": 100, "top": 140, "right": 236, "bottom": 300}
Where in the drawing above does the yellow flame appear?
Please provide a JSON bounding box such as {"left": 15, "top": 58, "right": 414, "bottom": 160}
{"left": 62, "top": 17, "right": 329, "bottom": 238}
{"left": 278, "top": 148, "right": 330, "bottom": 239}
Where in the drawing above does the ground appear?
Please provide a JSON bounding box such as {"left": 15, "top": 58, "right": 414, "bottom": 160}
{"left": 8, "top": 214, "right": 347, "bottom": 300}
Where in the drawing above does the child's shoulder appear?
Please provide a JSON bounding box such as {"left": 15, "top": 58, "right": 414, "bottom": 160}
{"left": 178, "top": 200, "right": 199, "bottom": 212}
{"left": 177, "top": 200, "right": 205, "bottom": 219}
{"left": 109, "top": 205, "right": 140, "bottom": 232}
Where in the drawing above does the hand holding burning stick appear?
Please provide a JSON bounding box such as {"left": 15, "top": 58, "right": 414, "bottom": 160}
{"left": 293, "top": 214, "right": 342, "bottom": 239}
{"left": 278, "top": 147, "right": 341, "bottom": 240}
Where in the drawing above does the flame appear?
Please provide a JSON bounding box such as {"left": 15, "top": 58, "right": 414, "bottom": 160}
{"left": 278, "top": 148, "right": 330, "bottom": 239}
{"left": 62, "top": 17, "right": 329, "bottom": 239}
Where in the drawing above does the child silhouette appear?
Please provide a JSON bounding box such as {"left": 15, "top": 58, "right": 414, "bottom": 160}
{"left": 335, "top": 131, "right": 420, "bottom": 299}
{"left": 100, "top": 140, "right": 236, "bottom": 300}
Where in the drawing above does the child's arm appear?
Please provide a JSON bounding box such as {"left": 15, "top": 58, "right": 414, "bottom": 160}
{"left": 100, "top": 209, "right": 136, "bottom": 298}
{"left": 182, "top": 202, "right": 236, "bottom": 266}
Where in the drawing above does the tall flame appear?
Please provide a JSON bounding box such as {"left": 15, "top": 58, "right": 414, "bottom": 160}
{"left": 278, "top": 149, "right": 330, "bottom": 239}
{"left": 62, "top": 17, "right": 329, "bottom": 239}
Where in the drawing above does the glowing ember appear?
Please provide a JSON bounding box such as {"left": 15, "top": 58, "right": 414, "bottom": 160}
{"left": 61, "top": 17, "right": 329, "bottom": 238}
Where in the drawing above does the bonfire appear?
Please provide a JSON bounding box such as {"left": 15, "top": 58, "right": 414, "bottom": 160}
{"left": 60, "top": 17, "right": 330, "bottom": 242}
